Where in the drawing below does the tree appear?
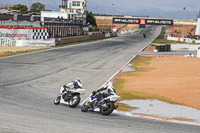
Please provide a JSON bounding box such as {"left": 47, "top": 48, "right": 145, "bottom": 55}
{"left": 12, "top": 4, "right": 28, "bottom": 14}
{"left": 30, "top": 2, "right": 45, "bottom": 12}
{"left": 86, "top": 11, "right": 97, "bottom": 26}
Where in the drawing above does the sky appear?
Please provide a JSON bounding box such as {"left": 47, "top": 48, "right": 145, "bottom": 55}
{"left": 87, "top": 0, "right": 200, "bottom": 19}
{"left": 1, "top": 0, "right": 200, "bottom": 19}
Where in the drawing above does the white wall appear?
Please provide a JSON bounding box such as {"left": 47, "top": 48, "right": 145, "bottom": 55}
{"left": 0, "top": 38, "right": 55, "bottom": 47}
{"left": 41, "top": 11, "right": 69, "bottom": 21}
{"left": 195, "top": 18, "right": 200, "bottom": 35}
{"left": 167, "top": 36, "right": 198, "bottom": 44}
{"left": 171, "top": 44, "right": 200, "bottom": 51}
{"left": 16, "top": 39, "right": 55, "bottom": 47}
{"left": 105, "top": 33, "right": 111, "bottom": 38}
{"left": 0, "top": 39, "right": 16, "bottom": 46}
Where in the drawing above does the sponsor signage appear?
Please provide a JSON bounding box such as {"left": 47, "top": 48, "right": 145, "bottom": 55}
{"left": 113, "top": 18, "right": 173, "bottom": 26}
{"left": 140, "top": 19, "right": 146, "bottom": 25}
{"left": 113, "top": 18, "right": 140, "bottom": 24}
{"left": 0, "top": 29, "right": 31, "bottom": 39}
{"left": 145, "top": 19, "right": 173, "bottom": 26}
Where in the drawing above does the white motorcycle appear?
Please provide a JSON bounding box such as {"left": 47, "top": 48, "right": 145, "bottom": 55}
{"left": 54, "top": 85, "right": 85, "bottom": 108}
{"left": 81, "top": 92, "right": 120, "bottom": 115}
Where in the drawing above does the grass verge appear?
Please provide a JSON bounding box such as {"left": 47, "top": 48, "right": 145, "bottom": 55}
{"left": 135, "top": 28, "right": 143, "bottom": 33}
{"left": 152, "top": 39, "right": 176, "bottom": 44}
{"left": 0, "top": 47, "right": 51, "bottom": 58}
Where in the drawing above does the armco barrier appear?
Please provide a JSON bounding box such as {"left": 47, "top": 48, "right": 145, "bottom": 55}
{"left": 16, "top": 39, "right": 56, "bottom": 47}
{"left": 55, "top": 33, "right": 115, "bottom": 45}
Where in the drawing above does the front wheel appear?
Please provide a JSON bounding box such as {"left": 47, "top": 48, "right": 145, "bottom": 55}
{"left": 54, "top": 95, "right": 61, "bottom": 105}
{"left": 100, "top": 102, "right": 115, "bottom": 116}
{"left": 69, "top": 95, "right": 81, "bottom": 108}
{"left": 81, "top": 102, "right": 89, "bottom": 112}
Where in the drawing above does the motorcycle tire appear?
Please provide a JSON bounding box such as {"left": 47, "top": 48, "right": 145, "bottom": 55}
{"left": 69, "top": 95, "right": 81, "bottom": 108}
{"left": 81, "top": 102, "right": 88, "bottom": 112}
{"left": 54, "top": 95, "right": 61, "bottom": 105}
{"left": 100, "top": 102, "right": 115, "bottom": 116}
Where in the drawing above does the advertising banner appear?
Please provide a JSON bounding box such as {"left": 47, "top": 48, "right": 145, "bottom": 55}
{"left": 113, "top": 18, "right": 140, "bottom": 24}
{"left": 113, "top": 18, "right": 173, "bottom": 26}
{"left": 140, "top": 19, "right": 146, "bottom": 25}
{"left": 0, "top": 29, "right": 32, "bottom": 39}
{"left": 145, "top": 19, "right": 173, "bottom": 26}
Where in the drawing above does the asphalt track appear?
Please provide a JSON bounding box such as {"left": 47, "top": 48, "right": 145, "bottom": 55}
{"left": 0, "top": 26, "right": 200, "bottom": 133}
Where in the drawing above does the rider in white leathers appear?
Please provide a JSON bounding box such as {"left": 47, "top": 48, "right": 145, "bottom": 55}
{"left": 93, "top": 82, "right": 116, "bottom": 102}
{"left": 61, "top": 78, "right": 83, "bottom": 98}
{"left": 66, "top": 78, "right": 83, "bottom": 89}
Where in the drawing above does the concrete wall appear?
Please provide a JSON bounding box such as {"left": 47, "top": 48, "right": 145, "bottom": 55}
{"left": 56, "top": 33, "right": 116, "bottom": 45}
{"left": 16, "top": 39, "right": 55, "bottom": 47}
{"left": 167, "top": 36, "right": 200, "bottom": 44}
{"left": 0, "top": 20, "right": 40, "bottom": 27}
{"left": 0, "top": 38, "right": 55, "bottom": 47}
{"left": 195, "top": 18, "right": 200, "bottom": 35}
{"left": 41, "top": 11, "right": 69, "bottom": 21}
{"left": 171, "top": 44, "right": 200, "bottom": 51}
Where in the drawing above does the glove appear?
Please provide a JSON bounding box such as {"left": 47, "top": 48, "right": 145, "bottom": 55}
{"left": 92, "top": 91, "right": 97, "bottom": 95}
{"left": 63, "top": 85, "right": 67, "bottom": 89}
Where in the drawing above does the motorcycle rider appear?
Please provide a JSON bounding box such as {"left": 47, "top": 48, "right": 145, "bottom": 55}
{"left": 92, "top": 82, "right": 116, "bottom": 105}
{"left": 65, "top": 78, "right": 83, "bottom": 89}
{"left": 61, "top": 78, "right": 83, "bottom": 98}
{"left": 142, "top": 32, "right": 146, "bottom": 38}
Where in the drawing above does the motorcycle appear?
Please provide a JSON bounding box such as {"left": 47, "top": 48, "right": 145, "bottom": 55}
{"left": 81, "top": 92, "right": 120, "bottom": 115}
{"left": 54, "top": 85, "right": 85, "bottom": 108}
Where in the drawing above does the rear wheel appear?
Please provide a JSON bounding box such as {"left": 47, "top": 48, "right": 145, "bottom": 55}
{"left": 69, "top": 95, "right": 81, "bottom": 108}
{"left": 54, "top": 95, "right": 61, "bottom": 105}
{"left": 81, "top": 102, "right": 89, "bottom": 112}
{"left": 100, "top": 102, "right": 114, "bottom": 116}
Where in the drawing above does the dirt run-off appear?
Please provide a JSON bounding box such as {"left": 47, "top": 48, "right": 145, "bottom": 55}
{"left": 114, "top": 55, "right": 200, "bottom": 122}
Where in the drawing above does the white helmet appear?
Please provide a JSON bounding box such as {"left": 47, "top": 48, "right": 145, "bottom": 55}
{"left": 75, "top": 78, "right": 81, "bottom": 83}
{"left": 106, "top": 82, "right": 113, "bottom": 88}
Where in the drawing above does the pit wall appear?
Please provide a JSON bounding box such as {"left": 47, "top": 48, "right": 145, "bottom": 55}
{"left": 56, "top": 33, "right": 117, "bottom": 45}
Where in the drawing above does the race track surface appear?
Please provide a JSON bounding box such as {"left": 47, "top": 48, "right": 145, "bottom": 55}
{"left": 0, "top": 26, "right": 200, "bottom": 133}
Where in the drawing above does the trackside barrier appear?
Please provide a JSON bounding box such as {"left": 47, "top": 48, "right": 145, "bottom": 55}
{"left": 0, "top": 26, "right": 52, "bottom": 47}
{"left": 105, "top": 33, "right": 111, "bottom": 38}
{"left": 0, "top": 38, "right": 55, "bottom": 47}
{"left": 16, "top": 39, "right": 56, "bottom": 47}
{"left": 0, "top": 39, "right": 16, "bottom": 46}
{"left": 171, "top": 44, "right": 200, "bottom": 51}
{"left": 197, "top": 47, "right": 200, "bottom": 58}
{"left": 56, "top": 33, "right": 117, "bottom": 45}
{"left": 167, "top": 35, "right": 200, "bottom": 44}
